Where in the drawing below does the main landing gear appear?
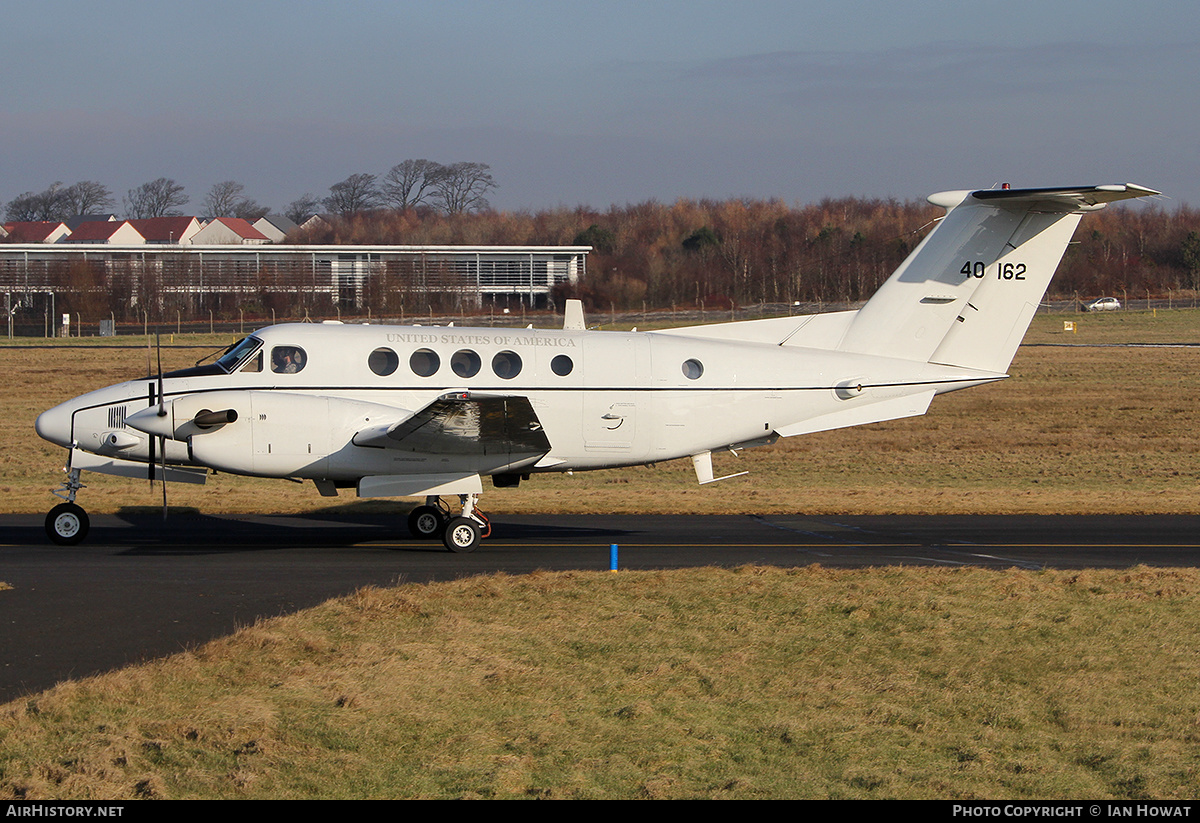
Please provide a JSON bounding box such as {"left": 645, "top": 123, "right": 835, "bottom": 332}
{"left": 46, "top": 467, "right": 89, "bottom": 546}
{"left": 407, "top": 493, "right": 492, "bottom": 552}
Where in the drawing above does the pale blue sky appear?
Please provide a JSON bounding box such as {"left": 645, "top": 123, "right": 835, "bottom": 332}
{"left": 2, "top": 1, "right": 1194, "bottom": 213}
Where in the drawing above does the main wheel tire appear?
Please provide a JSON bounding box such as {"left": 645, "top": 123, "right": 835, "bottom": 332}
{"left": 408, "top": 505, "right": 447, "bottom": 540}
{"left": 46, "top": 503, "right": 89, "bottom": 546}
{"left": 442, "top": 517, "right": 481, "bottom": 553}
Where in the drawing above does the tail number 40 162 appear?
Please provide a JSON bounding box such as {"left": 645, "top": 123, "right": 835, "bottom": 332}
{"left": 961, "top": 261, "right": 1026, "bottom": 280}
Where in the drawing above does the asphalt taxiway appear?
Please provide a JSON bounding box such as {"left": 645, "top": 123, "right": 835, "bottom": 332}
{"left": 3, "top": 511, "right": 1200, "bottom": 702}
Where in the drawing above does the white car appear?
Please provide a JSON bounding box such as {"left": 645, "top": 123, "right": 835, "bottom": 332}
{"left": 1085, "top": 297, "right": 1121, "bottom": 312}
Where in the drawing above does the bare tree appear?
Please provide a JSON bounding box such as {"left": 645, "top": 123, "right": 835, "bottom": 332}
{"left": 4, "top": 192, "right": 40, "bottom": 221}
{"left": 433, "top": 162, "right": 497, "bottom": 214}
{"left": 203, "top": 180, "right": 269, "bottom": 220}
{"left": 202, "top": 180, "right": 245, "bottom": 219}
{"left": 382, "top": 159, "right": 444, "bottom": 210}
{"left": 284, "top": 194, "right": 321, "bottom": 224}
{"left": 6, "top": 190, "right": 52, "bottom": 222}
{"left": 323, "top": 173, "right": 383, "bottom": 216}
{"left": 61, "top": 181, "right": 114, "bottom": 216}
{"left": 5, "top": 182, "right": 70, "bottom": 221}
{"left": 124, "top": 178, "right": 188, "bottom": 219}
{"left": 6, "top": 181, "right": 114, "bottom": 221}
{"left": 233, "top": 199, "right": 269, "bottom": 220}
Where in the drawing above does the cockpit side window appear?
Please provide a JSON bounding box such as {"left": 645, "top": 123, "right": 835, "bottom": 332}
{"left": 240, "top": 352, "right": 262, "bottom": 373}
{"left": 215, "top": 336, "right": 263, "bottom": 372}
{"left": 271, "top": 345, "right": 307, "bottom": 374}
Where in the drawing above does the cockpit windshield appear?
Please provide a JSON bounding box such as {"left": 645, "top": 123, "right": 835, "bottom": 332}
{"left": 214, "top": 337, "right": 263, "bottom": 373}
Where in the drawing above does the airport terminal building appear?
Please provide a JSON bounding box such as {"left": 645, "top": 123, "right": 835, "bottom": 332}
{"left": 0, "top": 244, "right": 589, "bottom": 330}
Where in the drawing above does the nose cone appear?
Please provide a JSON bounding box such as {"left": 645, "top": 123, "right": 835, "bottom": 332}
{"left": 35, "top": 400, "right": 75, "bottom": 448}
{"left": 125, "top": 404, "right": 175, "bottom": 439}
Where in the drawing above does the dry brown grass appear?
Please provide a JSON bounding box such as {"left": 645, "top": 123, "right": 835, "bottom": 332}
{"left": 4, "top": 565, "right": 1200, "bottom": 799}
{"left": 4, "top": 308, "right": 1199, "bottom": 517}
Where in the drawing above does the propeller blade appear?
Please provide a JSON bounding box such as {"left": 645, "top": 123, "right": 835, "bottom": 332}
{"left": 160, "top": 432, "right": 168, "bottom": 520}
{"left": 156, "top": 332, "right": 166, "bottom": 418}
{"left": 156, "top": 331, "right": 167, "bottom": 521}
{"left": 147, "top": 380, "right": 156, "bottom": 485}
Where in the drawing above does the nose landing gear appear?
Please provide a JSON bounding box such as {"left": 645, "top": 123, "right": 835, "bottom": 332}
{"left": 46, "top": 466, "right": 89, "bottom": 546}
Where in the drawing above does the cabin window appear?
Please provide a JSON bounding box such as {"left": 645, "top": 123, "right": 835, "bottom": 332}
{"left": 551, "top": 354, "right": 573, "bottom": 376}
{"left": 369, "top": 347, "right": 399, "bottom": 376}
{"left": 451, "top": 349, "right": 481, "bottom": 378}
{"left": 271, "top": 345, "right": 307, "bottom": 374}
{"left": 492, "top": 350, "right": 522, "bottom": 379}
{"left": 682, "top": 358, "right": 704, "bottom": 380}
{"left": 410, "top": 348, "right": 440, "bottom": 377}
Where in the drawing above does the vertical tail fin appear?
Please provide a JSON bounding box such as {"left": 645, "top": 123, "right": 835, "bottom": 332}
{"left": 837, "top": 184, "right": 1159, "bottom": 372}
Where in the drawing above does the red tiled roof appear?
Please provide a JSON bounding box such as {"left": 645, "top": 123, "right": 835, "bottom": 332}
{"left": 2, "top": 221, "right": 66, "bottom": 242}
{"left": 67, "top": 220, "right": 131, "bottom": 241}
{"left": 209, "top": 217, "right": 269, "bottom": 240}
{"left": 127, "top": 216, "right": 198, "bottom": 241}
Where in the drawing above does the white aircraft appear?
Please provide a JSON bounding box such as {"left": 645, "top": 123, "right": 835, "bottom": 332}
{"left": 35, "top": 183, "right": 1158, "bottom": 550}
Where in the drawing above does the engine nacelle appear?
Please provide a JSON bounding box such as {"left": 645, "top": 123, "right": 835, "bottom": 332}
{"left": 175, "top": 391, "right": 410, "bottom": 479}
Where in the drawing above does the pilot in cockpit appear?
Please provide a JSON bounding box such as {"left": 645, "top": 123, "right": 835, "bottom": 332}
{"left": 271, "top": 346, "right": 306, "bottom": 374}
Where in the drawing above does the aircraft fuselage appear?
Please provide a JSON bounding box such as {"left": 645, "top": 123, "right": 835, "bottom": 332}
{"left": 36, "top": 321, "right": 997, "bottom": 486}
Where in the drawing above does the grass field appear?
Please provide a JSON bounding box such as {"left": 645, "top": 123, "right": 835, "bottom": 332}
{"left": 4, "top": 307, "right": 1199, "bottom": 517}
{"left": 4, "top": 565, "right": 1200, "bottom": 799}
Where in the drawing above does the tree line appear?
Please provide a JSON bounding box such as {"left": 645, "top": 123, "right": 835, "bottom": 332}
{"left": 7, "top": 170, "right": 1198, "bottom": 311}
{"left": 290, "top": 195, "right": 1200, "bottom": 309}
{"left": 2, "top": 160, "right": 498, "bottom": 224}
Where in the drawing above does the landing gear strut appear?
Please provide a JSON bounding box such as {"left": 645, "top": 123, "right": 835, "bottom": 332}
{"left": 46, "top": 467, "right": 89, "bottom": 546}
{"left": 409, "top": 493, "right": 491, "bottom": 552}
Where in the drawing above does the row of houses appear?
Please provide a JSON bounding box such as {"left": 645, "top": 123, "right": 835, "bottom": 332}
{"left": 0, "top": 214, "right": 301, "bottom": 246}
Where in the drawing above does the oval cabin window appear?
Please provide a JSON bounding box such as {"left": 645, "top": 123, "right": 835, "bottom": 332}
{"left": 410, "top": 348, "right": 440, "bottom": 377}
{"left": 452, "top": 349, "right": 482, "bottom": 378}
{"left": 369, "top": 347, "right": 399, "bottom": 376}
{"left": 551, "top": 354, "right": 574, "bottom": 376}
{"left": 491, "top": 350, "right": 522, "bottom": 379}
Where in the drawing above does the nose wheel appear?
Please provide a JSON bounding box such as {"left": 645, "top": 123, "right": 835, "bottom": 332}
{"left": 46, "top": 502, "right": 89, "bottom": 546}
{"left": 46, "top": 464, "right": 90, "bottom": 545}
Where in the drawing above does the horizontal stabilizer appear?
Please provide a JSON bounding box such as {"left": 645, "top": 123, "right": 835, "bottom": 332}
{"left": 968, "top": 183, "right": 1160, "bottom": 211}
{"left": 775, "top": 390, "right": 935, "bottom": 438}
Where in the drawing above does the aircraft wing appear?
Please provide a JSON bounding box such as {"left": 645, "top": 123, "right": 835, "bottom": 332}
{"left": 352, "top": 392, "right": 551, "bottom": 457}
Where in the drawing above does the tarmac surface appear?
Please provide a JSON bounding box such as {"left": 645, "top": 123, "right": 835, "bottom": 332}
{"left": 3, "top": 510, "right": 1200, "bottom": 702}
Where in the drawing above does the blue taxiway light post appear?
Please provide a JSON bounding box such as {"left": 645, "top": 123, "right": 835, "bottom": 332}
{"left": 610, "top": 543, "right": 618, "bottom": 571}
